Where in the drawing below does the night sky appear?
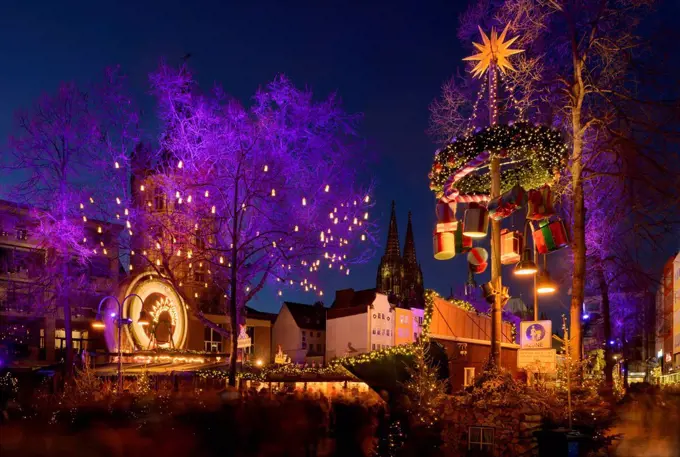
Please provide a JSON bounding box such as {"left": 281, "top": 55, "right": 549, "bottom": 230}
{"left": 1, "top": 1, "right": 676, "bottom": 323}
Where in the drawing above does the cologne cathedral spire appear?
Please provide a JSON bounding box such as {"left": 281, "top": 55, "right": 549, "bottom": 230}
{"left": 402, "top": 211, "right": 424, "bottom": 306}
{"left": 385, "top": 201, "right": 401, "bottom": 259}
{"left": 376, "top": 203, "right": 424, "bottom": 306}
{"left": 403, "top": 211, "right": 417, "bottom": 265}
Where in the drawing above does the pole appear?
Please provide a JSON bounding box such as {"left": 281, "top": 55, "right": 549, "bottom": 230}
{"left": 118, "top": 299, "right": 123, "bottom": 392}
{"left": 533, "top": 241, "right": 539, "bottom": 321}
{"left": 488, "top": 62, "right": 502, "bottom": 365}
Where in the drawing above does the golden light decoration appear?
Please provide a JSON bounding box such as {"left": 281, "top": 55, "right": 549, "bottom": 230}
{"left": 463, "top": 24, "right": 523, "bottom": 78}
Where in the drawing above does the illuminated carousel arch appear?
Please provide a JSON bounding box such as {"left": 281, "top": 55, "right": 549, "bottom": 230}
{"left": 104, "top": 273, "right": 189, "bottom": 352}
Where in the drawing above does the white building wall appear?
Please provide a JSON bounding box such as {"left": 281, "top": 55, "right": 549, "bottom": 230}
{"left": 411, "top": 307, "right": 425, "bottom": 340}
{"left": 369, "top": 293, "right": 394, "bottom": 351}
{"left": 326, "top": 312, "right": 368, "bottom": 360}
{"left": 272, "top": 304, "right": 303, "bottom": 363}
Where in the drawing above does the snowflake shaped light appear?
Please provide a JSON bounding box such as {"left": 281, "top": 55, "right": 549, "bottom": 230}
{"left": 463, "top": 24, "right": 523, "bottom": 78}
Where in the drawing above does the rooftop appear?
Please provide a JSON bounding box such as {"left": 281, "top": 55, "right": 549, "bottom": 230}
{"left": 283, "top": 301, "right": 326, "bottom": 331}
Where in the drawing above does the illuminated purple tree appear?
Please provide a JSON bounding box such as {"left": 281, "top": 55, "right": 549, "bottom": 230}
{"left": 3, "top": 67, "right": 139, "bottom": 373}
{"left": 135, "top": 64, "right": 377, "bottom": 385}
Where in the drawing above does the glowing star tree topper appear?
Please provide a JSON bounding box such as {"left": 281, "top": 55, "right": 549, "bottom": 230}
{"left": 463, "top": 24, "right": 523, "bottom": 78}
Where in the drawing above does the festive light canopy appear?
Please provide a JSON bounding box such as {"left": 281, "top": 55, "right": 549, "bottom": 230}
{"left": 429, "top": 123, "right": 567, "bottom": 200}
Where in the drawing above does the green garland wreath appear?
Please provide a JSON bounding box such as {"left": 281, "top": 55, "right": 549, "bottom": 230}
{"left": 429, "top": 122, "right": 567, "bottom": 198}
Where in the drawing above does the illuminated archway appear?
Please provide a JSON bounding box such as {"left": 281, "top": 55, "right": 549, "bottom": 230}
{"left": 104, "top": 274, "right": 189, "bottom": 351}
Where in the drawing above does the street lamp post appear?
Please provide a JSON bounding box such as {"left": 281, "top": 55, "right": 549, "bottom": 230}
{"left": 92, "top": 294, "right": 150, "bottom": 392}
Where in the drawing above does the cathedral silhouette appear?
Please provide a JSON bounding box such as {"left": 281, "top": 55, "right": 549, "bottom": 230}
{"left": 376, "top": 201, "right": 424, "bottom": 308}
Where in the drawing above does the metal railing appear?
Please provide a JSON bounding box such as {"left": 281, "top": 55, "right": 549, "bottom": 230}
{"left": 659, "top": 372, "right": 680, "bottom": 386}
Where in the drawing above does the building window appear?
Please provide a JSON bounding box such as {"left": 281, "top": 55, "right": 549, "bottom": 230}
{"left": 193, "top": 270, "right": 206, "bottom": 283}
{"left": 204, "top": 325, "right": 223, "bottom": 352}
{"left": 54, "top": 329, "right": 90, "bottom": 352}
{"left": 386, "top": 329, "right": 390, "bottom": 336}
{"left": 302, "top": 330, "right": 306, "bottom": 337}
{"left": 464, "top": 367, "right": 476, "bottom": 387}
{"left": 372, "top": 344, "right": 375, "bottom": 350}
{"left": 302, "top": 342, "right": 307, "bottom": 349}
{"left": 468, "top": 426, "right": 494, "bottom": 455}
{"left": 153, "top": 188, "right": 165, "bottom": 211}
{"left": 317, "top": 331, "right": 321, "bottom": 337}
{"left": 317, "top": 344, "right": 322, "bottom": 353}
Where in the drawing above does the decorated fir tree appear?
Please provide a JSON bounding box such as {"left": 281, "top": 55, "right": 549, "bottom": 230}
{"left": 403, "top": 343, "right": 447, "bottom": 430}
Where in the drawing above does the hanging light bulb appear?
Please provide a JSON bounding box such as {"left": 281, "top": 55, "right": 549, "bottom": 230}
{"left": 514, "top": 248, "right": 538, "bottom": 276}
{"left": 140, "top": 185, "right": 145, "bottom": 191}
{"left": 211, "top": 205, "right": 216, "bottom": 214}
{"left": 537, "top": 271, "right": 557, "bottom": 295}
{"left": 302, "top": 197, "right": 307, "bottom": 206}
{"left": 219, "top": 256, "right": 224, "bottom": 264}
{"left": 80, "top": 203, "right": 84, "bottom": 209}
{"left": 294, "top": 225, "right": 299, "bottom": 232}
{"left": 324, "top": 184, "right": 330, "bottom": 192}
{"left": 364, "top": 212, "right": 369, "bottom": 220}
{"left": 271, "top": 189, "right": 276, "bottom": 197}
{"left": 116, "top": 197, "right": 121, "bottom": 205}
{"left": 204, "top": 190, "right": 209, "bottom": 197}
{"left": 178, "top": 160, "right": 183, "bottom": 169}
{"left": 264, "top": 165, "right": 268, "bottom": 172}
{"left": 187, "top": 195, "right": 192, "bottom": 203}
{"left": 114, "top": 161, "right": 120, "bottom": 169}
{"left": 83, "top": 216, "right": 87, "bottom": 222}
{"left": 97, "top": 226, "right": 102, "bottom": 234}
{"left": 364, "top": 195, "right": 370, "bottom": 203}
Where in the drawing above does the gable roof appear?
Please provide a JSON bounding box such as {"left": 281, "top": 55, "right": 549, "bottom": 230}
{"left": 332, "top": 288, "right": 376, "bottom": 309}
{"left": 327, "top": 305, "right": 367, "bottom": 320}
{"left": 246, "top": 306, "right": 277, "bottom": 323}
{"left": 283, "top": 302, "right": 326, "bottom": 331}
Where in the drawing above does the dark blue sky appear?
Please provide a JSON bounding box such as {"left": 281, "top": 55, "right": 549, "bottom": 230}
{"left": 2, "top": 0, "right": 673, "bottom": 322}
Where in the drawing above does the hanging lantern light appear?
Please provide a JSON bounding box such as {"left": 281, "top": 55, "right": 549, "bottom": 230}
{"left": 536, "top": 271, "right": 557, "bottom": 294}
{"left": 514, "top": 248, "right": 538, "bottom": 276}
{"left": 536, "top": 254, "right": 557, "bottom": 294}
{"left": 462, "top": 203, "right": 489, "bottom": 238}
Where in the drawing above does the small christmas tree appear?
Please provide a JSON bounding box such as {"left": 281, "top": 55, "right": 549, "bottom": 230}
{"left": 403, "top": 343, "right": 447, "bottom": 429}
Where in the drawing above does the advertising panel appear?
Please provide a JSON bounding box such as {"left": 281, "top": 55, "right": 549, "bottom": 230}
{"left": 518, "top": 349, "right": 557, "bottom": 373}
{"left": 520, "top": 320, "right": 552, "bottom": 349}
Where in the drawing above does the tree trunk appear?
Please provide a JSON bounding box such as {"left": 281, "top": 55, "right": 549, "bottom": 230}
{"left": 597, "top": 265, "right": 613, "bottom": 388}
{"left": 228, "top": 178, "right": 241, "bottom": 388}
{"left": 228, "top": 293, "right": 238, "bottom": 387}
{"left": 570, "top": 151, "right": 585, "bottom": 364}
{"left": 62, "top": 260, "right": 74, "bottom": 377}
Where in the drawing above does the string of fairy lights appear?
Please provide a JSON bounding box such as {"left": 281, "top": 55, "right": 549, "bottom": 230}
{"left": 429, "top": 122, "right": 567, "bottom": 199}
{"left": 195, "top": 289, "right": 519, "bottom": 381}
{"left": 73, "top": 155, "right": 374, "bottom": 303}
